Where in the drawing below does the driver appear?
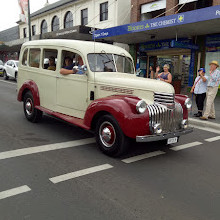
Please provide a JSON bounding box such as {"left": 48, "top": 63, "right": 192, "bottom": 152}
{"left": 60, "top": 55, "right": 84, "bottom": 75}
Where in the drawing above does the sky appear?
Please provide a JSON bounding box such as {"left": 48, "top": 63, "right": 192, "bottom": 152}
{"left": 0, "top": 0, "right": 59, "bottom": 31}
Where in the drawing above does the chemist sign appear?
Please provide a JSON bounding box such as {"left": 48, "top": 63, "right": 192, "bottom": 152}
{"left": 93, "top": 5, "right": 220, "bottom": 40}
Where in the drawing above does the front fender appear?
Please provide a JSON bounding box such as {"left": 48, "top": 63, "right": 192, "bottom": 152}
{"left": 84, "top": 95, "right": 150, "bottom": 139}
{"left": 175, "top": 94, "right": 189, "bottom": 119}
{"left": 17, "top": 80, "right": 40, "bottom": 106}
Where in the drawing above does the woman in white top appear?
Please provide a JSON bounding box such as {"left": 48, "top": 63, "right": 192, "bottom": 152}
{"left": 190, "top": 68, "right": 208, "bottom": 117}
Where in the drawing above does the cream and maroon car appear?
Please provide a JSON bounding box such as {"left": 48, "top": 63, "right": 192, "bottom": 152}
{"left": 17, "top": 39, "right": 193, "bottom": 157}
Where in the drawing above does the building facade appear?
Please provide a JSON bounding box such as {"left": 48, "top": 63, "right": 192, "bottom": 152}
{"left": 0, "top": 0, "right": 131, "bottom": 62}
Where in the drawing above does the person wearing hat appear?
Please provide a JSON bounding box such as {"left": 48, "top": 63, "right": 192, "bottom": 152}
{"left": 190, "top": 68, "right": 208, "bottom": 117}
{"left": 200, "top": 60, "right": 220, "bottom": 120}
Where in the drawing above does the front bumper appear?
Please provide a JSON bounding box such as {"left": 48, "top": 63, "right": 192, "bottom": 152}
{"left": 136, "top": 127, "right": 193, "bottom": 143}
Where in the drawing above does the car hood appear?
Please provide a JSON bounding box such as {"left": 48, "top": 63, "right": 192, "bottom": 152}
{"left": 94, "top": 72, "right": 175, "bottom": 104}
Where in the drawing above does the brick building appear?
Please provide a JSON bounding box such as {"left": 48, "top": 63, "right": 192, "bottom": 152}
{"left": 94, "top": 0, "right": 220, "bottom": 93}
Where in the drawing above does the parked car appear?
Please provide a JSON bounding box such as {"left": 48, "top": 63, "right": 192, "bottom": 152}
{"left": 4, "top": 60, "right": 19, "bottom": 81}
{"left": 0, "top": 60, "right": 4, "bottom": 76}
{"left": 17, "top": 40, "right": 193, "bottom": 157}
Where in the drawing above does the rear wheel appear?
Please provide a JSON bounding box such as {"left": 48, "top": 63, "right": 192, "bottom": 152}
{"left": 23, "top": 91, "right": 42, "bottom": 123}
{"left": 95, "top": 115, "right": 129, "bottom": 157}
{"left": 3, "top": 70, "right": 8, "bottom": 80}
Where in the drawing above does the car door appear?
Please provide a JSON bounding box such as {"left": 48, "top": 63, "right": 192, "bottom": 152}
{"left": 56, "top": 50, "right": 88, "bottom": 119}
{"left": 5, "top": 61, "right": 11, "bottom": 75}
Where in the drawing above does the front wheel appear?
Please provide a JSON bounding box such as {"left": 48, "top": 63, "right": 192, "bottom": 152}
{"left": 95, "top": 115, "right": 129, "bottom": 157}
{"left": 23, "top": 91, "right": 42, "bottom": 123}
{"left": 3, "top": 70, "right": 8, "bottom": 80}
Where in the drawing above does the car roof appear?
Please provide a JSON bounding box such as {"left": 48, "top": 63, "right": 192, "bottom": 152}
{"left": 22, "top": 39, "right": 132, "bottom": 59}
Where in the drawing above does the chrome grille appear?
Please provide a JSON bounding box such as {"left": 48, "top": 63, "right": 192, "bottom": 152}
{"left": 154, "top": 92, "right": 175, "bottom": 106}
{"left": 147, "top": 103, "right": 183, "bottom": 133}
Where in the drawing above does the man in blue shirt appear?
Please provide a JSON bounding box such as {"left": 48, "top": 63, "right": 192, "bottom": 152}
{"left": 200, "top": 61, "right": 220, "bottom": 120}
{"left": 190, "top": 68, "right": 208, "bottom": 117}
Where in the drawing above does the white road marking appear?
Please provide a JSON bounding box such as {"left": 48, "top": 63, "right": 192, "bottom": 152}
{"left": 50, "top": 164, "right": 113, "bottom": 184}
{"left": 0, "top": 138, "right": 95, "bottom": 160}
{"left": 170, "top": 141, "right": 203, "bottom": 151}
{"left": 0, "top": 79, "right": 16, "bottom": 85}
{"left": 0, "top": 185, "right": 31, "bottom": 200}
{"left": 192, "top": 125, "right": 220, "bottom": 134}
{"left": 204, "top": 136, "right": 220, "bottom": 142}
{"left": 122, "top": 151, "right": 165, "bottom": 164}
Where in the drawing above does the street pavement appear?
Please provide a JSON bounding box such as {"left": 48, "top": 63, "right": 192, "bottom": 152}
{"left": 0, "top": 78, "right": 220, "bottom": 220}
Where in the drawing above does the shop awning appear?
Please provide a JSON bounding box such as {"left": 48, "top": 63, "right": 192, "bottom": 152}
{"left": 93, "top": 5, "right": 220, "bottom": 44}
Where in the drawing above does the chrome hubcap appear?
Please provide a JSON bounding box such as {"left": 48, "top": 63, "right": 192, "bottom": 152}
{"left": 99, "top": 122, "right": 116, "bottom": 148}
{"left": 25, "top": 98, "right": 33, "bottom": 116}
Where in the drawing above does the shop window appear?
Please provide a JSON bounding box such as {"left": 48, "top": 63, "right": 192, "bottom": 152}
{"left": 23, "top": 28, "right": 27, "bottom": 38}
{"left": 51, "top": 16, "right": 59, "bottom": 31}
{"left": 22, "top": 49, "right": 28, "bottom": 66}
{"left": 81, "top": 8, "right": 88, "bottom": 26}
{"left": 64, "top": 11, "right": 73, "bottom": 29}
{"left": 100, "top": 2, "right": 108, "bottom": 21}
{"left": 43, "top": 49, "right": 58, "bottom": 71}
{"left": 29, "top": 48, "right": 41, "bottom": 68}
{"left": 32, "top": 25, "right": 36, "bottom": 36}
{"left": 41, "top": 20, "right": 48, "bottom": 34}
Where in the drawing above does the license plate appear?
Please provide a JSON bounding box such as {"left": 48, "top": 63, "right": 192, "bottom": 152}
{"left": 167, "top": 137, "right": 178, "bottom": 145}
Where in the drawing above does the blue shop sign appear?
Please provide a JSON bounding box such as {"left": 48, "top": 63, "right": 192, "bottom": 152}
{"left": 93, "top": 5, "right": 220, "bottom": 39}
{"left": 206, "top": 34, "right": 220, "bottom": 47}
{"left": 139, "top": 39, "right": 198, "bottom": 51}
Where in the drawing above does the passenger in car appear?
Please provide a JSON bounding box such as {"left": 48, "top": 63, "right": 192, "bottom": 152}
{"left": 60, "top": 56, "right": 84, "bottom": 75}
{"left": 60, "top": 56, "right": 75, "bottom": 75}
{"left": 47, "top": 56, "right": 56, "bottom": 71}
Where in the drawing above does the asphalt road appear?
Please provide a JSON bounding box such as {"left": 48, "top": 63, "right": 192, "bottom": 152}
{"left": 0, "top": 78, "right": 220, "bottom": 220}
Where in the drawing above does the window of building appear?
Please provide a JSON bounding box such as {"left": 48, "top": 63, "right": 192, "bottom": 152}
{"left": 22, "top": 49, "right": 28, "bottom": 66}
{"left": 32, "top": 25, "right": 36, "bottom": 36}
{"left": 41, "top": 20, "right": 48, "bottom": 34}
{"left": 178, "top": 0, "right": 212, "bottom": 13}
{"left": 64, "top": 11, "right": 73, "bottom": 28}
{"left": 23, "top": 28, "right": 27, "bottom": 38}
{"left": 81, "top": 8, "right": 88, "bottom": 26}
{"left": 100, "top": 2, "right": 108, "bottom": 21}
{"left": 43, "top": 49, "right": 58, "bottom": 71}
{"left": 29, "top": 48, "right": 41, "bottom": 68}
{"left": 51, "top": 16, "right": 59, "bottom": 31}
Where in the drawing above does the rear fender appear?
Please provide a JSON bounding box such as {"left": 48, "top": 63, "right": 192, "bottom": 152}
{"left": 17, "top": 80, "right": 40, "bottom": 106}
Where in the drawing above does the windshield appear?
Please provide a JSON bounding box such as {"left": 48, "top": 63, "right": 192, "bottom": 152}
{"left": 88, "top": 53, "right": 134, "bottom": 74}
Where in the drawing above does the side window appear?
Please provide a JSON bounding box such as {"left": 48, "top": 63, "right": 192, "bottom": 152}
{"left": 22, "top": 49, "right": 28, "bottom": 66}
{"left": 43, "top": 49, "right": 58, "bottom": 71}
{"left": 61, "top": 50, "right": 84, "bottom": 72}
{"left": 29, "top": 48, "right": 41, "bottom": 68}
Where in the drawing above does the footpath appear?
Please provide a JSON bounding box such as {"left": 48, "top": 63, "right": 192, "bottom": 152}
{"left": 188, "top": 93, "right": 220, "bottom": 130}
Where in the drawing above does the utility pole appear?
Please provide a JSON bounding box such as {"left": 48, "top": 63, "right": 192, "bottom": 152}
{"left": 28, "top": 0, "right": 31, "bottom": 41}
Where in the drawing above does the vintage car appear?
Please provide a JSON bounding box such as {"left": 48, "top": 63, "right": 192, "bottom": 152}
{"left": 17, "top": 39, "right": 193, "bottom": 157}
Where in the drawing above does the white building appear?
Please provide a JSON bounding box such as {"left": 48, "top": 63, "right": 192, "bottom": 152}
{"left": 18, "top": 0, "right": 131, "bottom": 41}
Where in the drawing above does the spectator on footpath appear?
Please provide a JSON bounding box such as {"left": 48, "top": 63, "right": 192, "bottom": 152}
{"left": 149, "top": 66, "right": 157, "bottom": 79}
{"left": 156, "top": 64, "right": 172, "bottom": 84}
{"left": 190, "top": 68, "right": 208, "bottom": 117}
{"left": 200, "top": 61, "right": 220, "bottom": 120}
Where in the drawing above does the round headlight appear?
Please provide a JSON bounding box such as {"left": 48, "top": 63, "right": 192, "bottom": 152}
{"left": 154, "top": 123, "right": 162, "bottom": 134}
{"left": 184, "top": 98, "right": 192, "bottom": 109}
{"left": 181, "top": 119, "right": 188, "bottom": 129}
{"left": 136, "top": 100, "right": 147, "bottom": 114}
